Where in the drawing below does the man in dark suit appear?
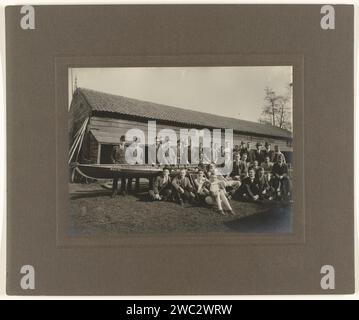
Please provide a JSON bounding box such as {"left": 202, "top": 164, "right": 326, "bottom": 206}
{"left": 149, "top": 167, "right": 172, "bottom": 201}
{"left": 257, "top": 167, "right": 274, "bottom": 200}
{"left": 272, "top": 154, "right": 291, "bottom": 199}
{"left": 233, "top": 144, "right": 240, "bottom": 159}
{"left": 261, "top": 142, "right": 273, "bottom": 163}
{"left": 237, "top": 168, "right": 260, "bottom": 201}
{"left": 239, "top": 153, "right": 250, "bottom": 178}
{"left": 239, "top": 141, "right": 248, "bottom": 157}
{"left": 230, "top": 153, "right": 242, "bottom": 180}
{"left": 111, "top": 135, "right": 128, "bottom": 197}
{"left": 250, "top": 142, "right": 263, "bottom": 164}
{"left": 172, "top": 168, "right": 195, "bottom": 207}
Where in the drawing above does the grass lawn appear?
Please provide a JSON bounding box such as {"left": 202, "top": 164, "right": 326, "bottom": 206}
{"left": 69, "top": 182, "right": 293, "bottom": 236}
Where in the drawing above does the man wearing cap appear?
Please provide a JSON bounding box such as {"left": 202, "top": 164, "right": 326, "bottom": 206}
{"left": 239, "top": 153, "right": 250, "bottom": 178}
{"left": 245, "top": 142, "right": 252, "bottom": 158}
{"left": 271, "top": 145, "right": 287, "bottom": 164}
{"left": 239, "top": 141, "right": 248, "bottom": 158}
{"left": 261, "top": 142, "right": 274, "bottom": 163}
{"left": 111, "top": 135, "right": 128, "bottom": 197}
{"left": 233, "top": 144, "right": 240, "bottom": 159}
{"left": 231, "top": 153, "right": 242, "bottom": 180}
{"left": 250, "top": 142, "right": 263, "bottom": 164}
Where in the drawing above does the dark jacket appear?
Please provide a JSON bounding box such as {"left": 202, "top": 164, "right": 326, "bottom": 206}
{"left": 111, "top": 143, "right": 127, "bottom": 164}
{"left": 261, "top": 161, "right": 273, "bottom": 173}
{"left": 261, "top": 149, "right": 273, "bottom": 162}
{"left": 240, "top": 147, "right": 250, "bottom": 157}
{"left": 239, "top": 160, "right": 250, "bottom": 176}
{"left": 231, "top": 161, "right": 242, "bottom": 177}
{"left": 172, "top": 176, "right": 193, "bottom": 192}
{"left": 257, "top": 175, "right": 271, "bottom": 192}
{"left": 272, "top": 162, "right": 289, "bottom": 177}
{"left": 153, "top": 175, "right": 172, "bottom": 194}
{"left": 242, "top": 177, "right": 260, "bottom": 198}
{"left": 250, "top": 149, "right": 263, "bottom": 164}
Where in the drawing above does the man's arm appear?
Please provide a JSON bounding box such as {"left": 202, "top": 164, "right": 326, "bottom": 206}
{"left": 272, "top": 164, "right": 281, "bottom": 179}
{"left": 172, "top": 177, "right": 180, "bottom": 190}
{"left": 185, "top": 177, "right": 194, "bottom": 191}
{"left": 264, "top": 177, "right": 271, "bottom": 190}
{"left": 245, "top": 182, "right": 255, "bottom": 199}
{"left": 153, "top": 176, "right": 160, "bottom": 194}
{"left": 282, "top": 164, "right": 289, "bottom": 178}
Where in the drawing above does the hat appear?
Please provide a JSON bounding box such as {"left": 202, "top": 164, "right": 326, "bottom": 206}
{"left": 256, "top": 142, "right": 262, "bottom": 147}
{"left": 265, "top": 142, "right": 270, "bottom": 147}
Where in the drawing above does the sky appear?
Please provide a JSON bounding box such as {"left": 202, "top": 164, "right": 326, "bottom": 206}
{"left": 69, "top": 66, "right": 292, "bottom": 123}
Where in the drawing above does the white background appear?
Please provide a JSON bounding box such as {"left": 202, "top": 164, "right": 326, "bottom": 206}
{"left": 0, "top": 0, "right": 357, "bottom": 300}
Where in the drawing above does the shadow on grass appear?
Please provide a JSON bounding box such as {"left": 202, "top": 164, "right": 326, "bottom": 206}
{"left": 70, "top": 190, "right": 112, "bottom": 200}
{"left": 224, "top": 204, "right": 293, "bottom": 233}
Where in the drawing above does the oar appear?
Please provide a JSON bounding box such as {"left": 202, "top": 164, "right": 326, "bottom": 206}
{"left": 75, "top": 118, "right": 89, "bottom": 162}
{"left": 69, "top": 118, "right": 88, "bottom": 164}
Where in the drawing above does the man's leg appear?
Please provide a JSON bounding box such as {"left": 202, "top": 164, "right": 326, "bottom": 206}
{"left": 214, "top": 193, "right": 224, "bottom": 214}
{"left": 233, "top": 184, "right": 246, "bottom": 201}
{"left": 220, "top": 190, "right": 233, "bottom": 212}
{"left": 120, "top": 177, "right": 127, "bottom": 195}
{"left": 183, "top": 190, "right": 195, "bottom": 203}
{"left": 127, "top": 177, "right": 133, "bottom": 192}
{"left": 281, "top": 177, "right": 291, "bottom": 199}
{"left": 173, "top": 189, "right": 184, "bottom": 206}
{"left": 149, "top": 177, "right": 154, "bottom": 190}
{"left": 271, "top": 178, "right": 281, "bottom": 198}
{"left": 111, "top": 177, "right": 119, "bottom": 197}
{"left": 148, "top": 190, "right": 156, "bottom": 201}
{"left": 160, "top": 188, "right": 172, "bottom": 201}
{"left": 135, "top": 177, "right": 140, "bottom": 192}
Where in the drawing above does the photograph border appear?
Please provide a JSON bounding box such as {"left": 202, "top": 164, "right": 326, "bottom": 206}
{"left": 55, "top": 54, "right": 305, "bottom": 247}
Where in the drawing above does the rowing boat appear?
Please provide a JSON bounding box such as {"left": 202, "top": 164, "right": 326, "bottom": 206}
{"left": 75, "top": 163, "right": 163, "bottom": 179}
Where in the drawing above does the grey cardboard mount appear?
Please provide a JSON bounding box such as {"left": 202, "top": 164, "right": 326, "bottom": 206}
{"left": 6, "top": 5, "right": 354, "bottom": 295}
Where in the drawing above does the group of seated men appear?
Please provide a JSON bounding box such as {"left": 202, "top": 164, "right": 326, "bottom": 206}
{"left": 112, "top": 139, "right": 292, "bottom": 215}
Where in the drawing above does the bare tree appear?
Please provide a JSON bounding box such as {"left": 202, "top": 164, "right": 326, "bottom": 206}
{"left": 259, "top": 86, "right": 292, "bottom": 131}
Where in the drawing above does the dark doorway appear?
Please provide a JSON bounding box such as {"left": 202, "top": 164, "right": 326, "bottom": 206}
{"left": 100, "top": 144, "right": 115, "bottom": 164}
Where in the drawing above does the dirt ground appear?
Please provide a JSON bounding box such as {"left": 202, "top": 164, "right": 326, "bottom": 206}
{"left": 69, "top": 182, "right": 293, "bottom": 236}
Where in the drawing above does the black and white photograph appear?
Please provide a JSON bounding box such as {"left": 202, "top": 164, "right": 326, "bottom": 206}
{"left": 68, "top": 66, "right": 293, "bottom": 236}
{"left": 3, "top": 2, "right": 356, "bottom": 298}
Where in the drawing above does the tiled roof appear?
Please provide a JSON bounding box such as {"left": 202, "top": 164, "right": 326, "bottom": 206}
{"left": 76, "top": 88, "right": 292, "bottom": 139}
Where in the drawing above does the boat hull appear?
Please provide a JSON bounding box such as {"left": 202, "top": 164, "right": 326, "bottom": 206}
{"left": 75, "top": 164, "right": 163, "bottom": 180}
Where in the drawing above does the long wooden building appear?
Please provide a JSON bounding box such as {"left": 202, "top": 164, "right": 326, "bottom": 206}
{"left": 69, "top": 88, "right": 293, "bottom": 165}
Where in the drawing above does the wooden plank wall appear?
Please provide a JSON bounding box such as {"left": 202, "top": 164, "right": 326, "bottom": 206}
{"left": 89, "top": 133, "right": 99, "bottom": 163}
{"left": 88, "top": 116, "right": 292, "bottom": 152}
